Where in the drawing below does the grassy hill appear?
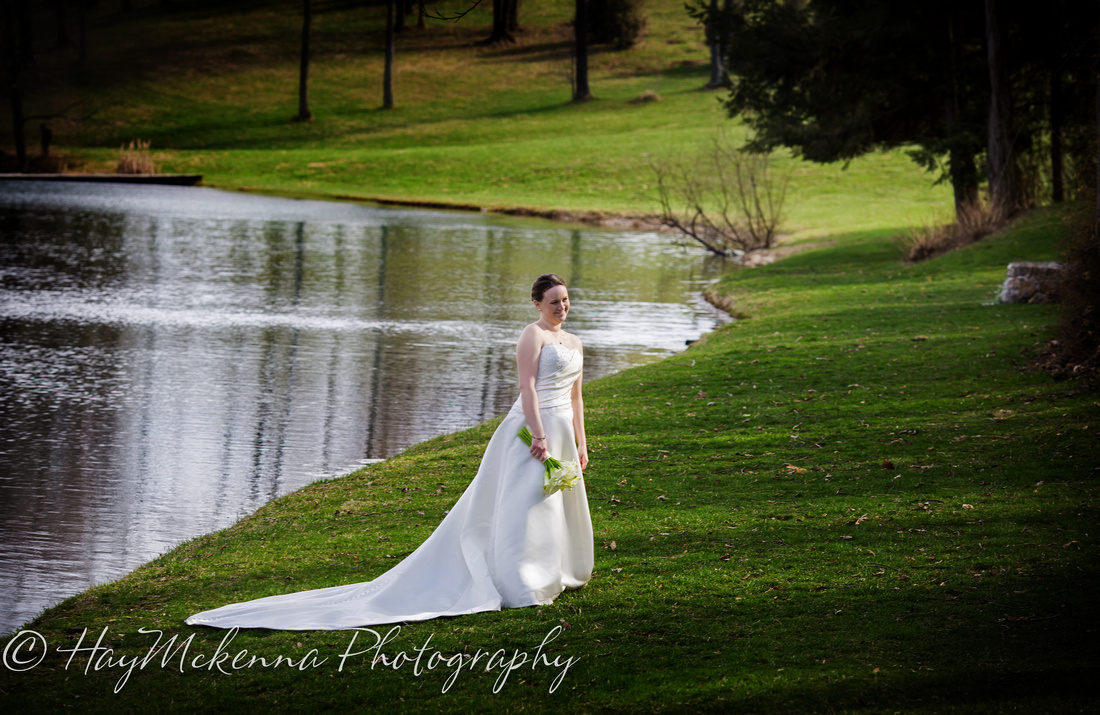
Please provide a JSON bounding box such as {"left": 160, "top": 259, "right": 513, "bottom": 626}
{"left": 13, "top": 0, "right": 950, "bottom": 234}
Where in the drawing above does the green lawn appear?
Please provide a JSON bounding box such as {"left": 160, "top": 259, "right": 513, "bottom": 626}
{"left": 3, "top": 206, "right": 1095, "bottom": 713}
{"left": 15, "top": 0, "right": 951, "bottom": 235}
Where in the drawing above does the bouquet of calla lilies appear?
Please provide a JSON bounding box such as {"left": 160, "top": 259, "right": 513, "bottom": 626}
{"left": 517, "top": 426, "right": 582, "bottom": 495}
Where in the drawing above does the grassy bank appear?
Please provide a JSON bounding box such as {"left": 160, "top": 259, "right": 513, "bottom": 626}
{"left": 13, "top": 0, "right": 951, "bottom": 235}
{"left": 3, "top": 206, "right": 1095, "bottom": 713}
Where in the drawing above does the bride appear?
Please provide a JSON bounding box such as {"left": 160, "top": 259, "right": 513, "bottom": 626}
{"left": 186, "top": 274, "right": 594, "bottom": 630}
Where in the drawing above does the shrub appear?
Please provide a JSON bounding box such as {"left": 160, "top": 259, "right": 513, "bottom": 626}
{"left": 630, "top": 89, "right": 661, "bottom": 103}
{"left": 1038, "top": 197, "right": 1100, "bottom": 380}
{"left": 589, "top": 0, "right": 646, "bottom": 50}
{"left": 899, "top": 195, "right": 1007, "bottom": 262}
{"left": 653, "top": 129, "right": 790, "bottom": 257}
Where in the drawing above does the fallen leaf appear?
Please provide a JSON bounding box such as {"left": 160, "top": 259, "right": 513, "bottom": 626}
{"left": 881, "top": 459, "right": 895, "bottom": 470}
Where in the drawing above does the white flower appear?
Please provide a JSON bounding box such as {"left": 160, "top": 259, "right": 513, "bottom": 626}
{"left": 544, "top": 460, "right": 582, "bottom": 495}
{"left": 518, "top": 426, "right": 581, "bottom": 495}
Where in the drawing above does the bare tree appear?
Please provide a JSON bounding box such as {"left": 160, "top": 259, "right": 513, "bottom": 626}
{"left": 704, "top": 0, "right": 722, "bottom": 88}
{"left": 77, "top": 0, "right": 87, "bottom": 66}
{"left": 294, "top": 0, "right": 313, "bottom": 121}
{"left": 486, "top": 0, "right": 520, "bottom": 43}
{"left": 383, "top": 0, "right": 395, "bottom": 108}
{"left": 654, "top": 131, "right": 790, "bottom": 257}
{"left": 54, "top": 0, "right": 70, "bottom": 48}
{"left": 2, "top": 0, "right": 31, "bottom": 169}
{"left": 573, "top": 0, "right": 592, "bottom": 101}
{"left": 396, "top": 0, "right": 409, "bottom": 32}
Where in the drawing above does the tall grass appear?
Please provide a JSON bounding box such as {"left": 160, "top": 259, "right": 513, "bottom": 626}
{"left": 115, "top": 139, "right": 157, "bottom": 174}
{"left": 898, "top": 196, "right": 1009, "bottom": 262}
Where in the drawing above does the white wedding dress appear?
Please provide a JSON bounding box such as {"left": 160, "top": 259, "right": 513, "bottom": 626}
{"left": 186, "top": 343, "right": 593, "bottom": 630}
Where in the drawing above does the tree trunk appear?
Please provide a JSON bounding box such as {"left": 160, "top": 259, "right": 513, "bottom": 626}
{"left": 949, "top": 146, "right": 979, "bottom": 217}
{"left": 416, "top": 0, "right": 425, "bottom": 30}
{"left": 705, "top": 0, "right": 722, "bottom": 89}
{"left": 395, "top": 0, "right": 406, "bottom": 32}
{"left": 383, "top": 0, "right": 395, "bottom": 109}
{"left": 40, "top": 123, "right": 52, "bottom": 158}
{"left": 573, "top": 0, "right": 592, "bottom": 101}
{"left": 944, "top": 7, "right": 978, "bottom": 218}
{"left": 488, "top": 0, "right": 516, "bottom": 43}
{"left": 1050, "top": 68, "right": 1064, "bottom": 203}
{"left": 55, "top": 0, "right": 71, "bottom": 49}
{"left": 507, "top": 0, "right": 520, "bottom": 34}
{"left": 7, "top": 81, "right": 26, "bottom": 171}
{"left": 78, "top": 0, "right": 87, "bottom": 66}
{"left": 1095, "top": 25, "right": 1100, "bottom": 252}
{"left": 3, "top": 1, "right": 27, "bottom": 170}
{"left": 296, "top": 0, "right": 312, "bottom": 121}
{"left": 984, "top": 0, "right": 1017, "bottom": 214}
{"left": 16, "top": 0, "right": 32, "bottom": 70}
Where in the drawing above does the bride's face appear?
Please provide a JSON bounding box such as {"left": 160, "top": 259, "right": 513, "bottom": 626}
{"left": 535, "top": 285, "right": 569, "bottom": 325}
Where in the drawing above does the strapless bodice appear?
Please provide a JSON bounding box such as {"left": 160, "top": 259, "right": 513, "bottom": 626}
{"left": 512, "top": 343, "right": 582, "bottom": 412}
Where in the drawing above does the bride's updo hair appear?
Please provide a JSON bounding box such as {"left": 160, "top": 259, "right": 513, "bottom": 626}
{"left": 531, "top": 273, "right": 567, "bottom": 302}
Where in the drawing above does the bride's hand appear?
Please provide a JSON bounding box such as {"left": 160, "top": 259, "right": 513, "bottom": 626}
{"left": 578, "top": 448, "right": 588, "bottom": 471}
{"left": 530, "top": 441, "right": 548, "bottom": 461}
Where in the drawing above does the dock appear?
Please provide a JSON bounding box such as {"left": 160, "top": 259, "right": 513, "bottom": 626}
{"left": 0, "top": 173, "right": 202, "bottom": 186}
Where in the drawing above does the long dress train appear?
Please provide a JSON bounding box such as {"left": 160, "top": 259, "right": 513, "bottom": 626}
{"left": 185, "top": 343, "right": 593, "bottom": 631}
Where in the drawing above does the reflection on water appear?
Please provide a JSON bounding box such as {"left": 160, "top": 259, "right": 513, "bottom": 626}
{"left": 0, "top": 181, "right": 727, "bottom": 634}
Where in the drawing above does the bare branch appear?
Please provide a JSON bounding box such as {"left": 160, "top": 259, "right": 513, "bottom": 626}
{"left": 422, "top": 0, "right": 485, "bottom": 21}
{"left": 22, "top": 101, "right": 96, "bottom": 126}
{"left": 652, "top": 130, "right": 790, "bottom": 257}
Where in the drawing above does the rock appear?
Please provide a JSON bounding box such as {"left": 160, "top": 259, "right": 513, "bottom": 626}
{"left": 999, "top": 261, "right": 1064, "bottom": 304}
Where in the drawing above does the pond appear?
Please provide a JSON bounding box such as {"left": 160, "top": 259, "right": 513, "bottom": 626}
{"left": 0, "top": 180, "right": 727, "bottom": 634}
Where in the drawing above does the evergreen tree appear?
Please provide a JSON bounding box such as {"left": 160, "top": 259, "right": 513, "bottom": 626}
{"left": 702, "top": 0, "right": 990, "bottom": 218}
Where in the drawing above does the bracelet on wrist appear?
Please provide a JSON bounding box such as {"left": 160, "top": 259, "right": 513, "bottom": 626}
{"left": 533, "top": 436, "right": 546, "bottom": 441}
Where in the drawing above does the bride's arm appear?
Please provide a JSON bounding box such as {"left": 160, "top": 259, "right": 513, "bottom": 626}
{"left": 516, "top": 326, "right": 549, "bottom": 462}
{"left": 571, "top": 345, "right": 588, "bottom": 471}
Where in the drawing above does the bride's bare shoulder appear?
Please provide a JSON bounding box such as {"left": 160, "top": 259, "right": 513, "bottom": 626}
{"left": 519, "top": 322, "right": 546, "bottom": 343}
{"left": 517, "top": 323, "right": 548, "bottom": 353}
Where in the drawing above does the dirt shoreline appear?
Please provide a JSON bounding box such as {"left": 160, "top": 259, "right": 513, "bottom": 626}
{"left": 333, "top": 192, "right": 666, "bottom": 231}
